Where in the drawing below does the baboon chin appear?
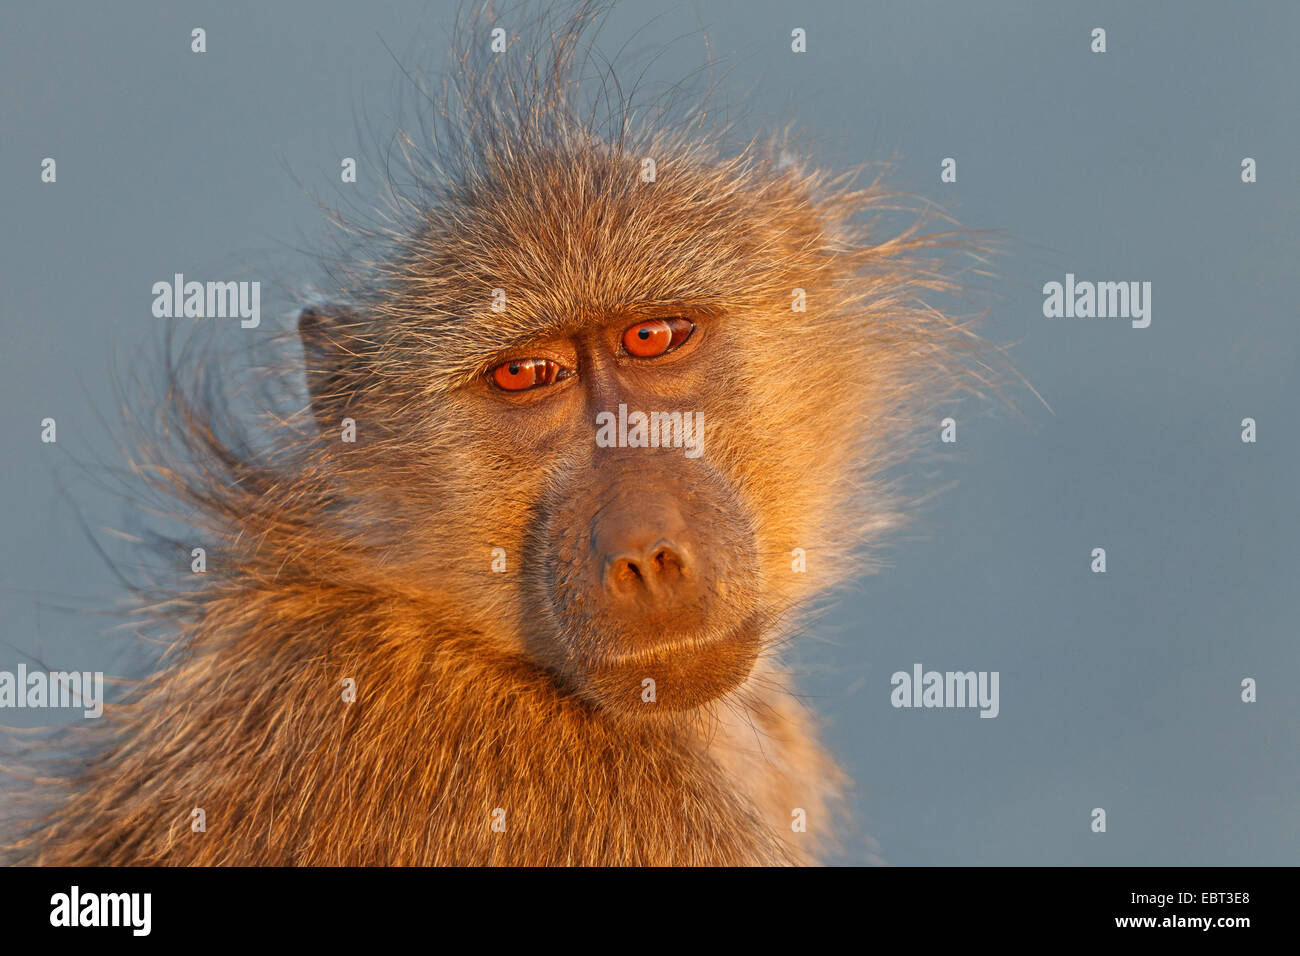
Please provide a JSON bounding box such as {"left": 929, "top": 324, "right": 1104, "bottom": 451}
{"left": 4, "top": 4, "right": 986, "bottom": 866}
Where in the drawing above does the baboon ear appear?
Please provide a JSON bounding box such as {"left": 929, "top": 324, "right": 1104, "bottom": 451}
{"left": 299, "top": 305, "right": 365, "bottom": 430}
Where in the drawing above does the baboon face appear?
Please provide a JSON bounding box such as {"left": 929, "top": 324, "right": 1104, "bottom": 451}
{"left": 487, "top": 309, "right": 766, "bottom": 714}
{"left": 301, "top": 149, "right": 859, "bottom": 716}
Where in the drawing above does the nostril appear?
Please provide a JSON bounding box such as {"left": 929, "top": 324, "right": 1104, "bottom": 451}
{"left": 609, "top": 557, "right": 643, "bottom": 588}
{"left": 651, "top": 546, "right": 684, "bottom": 577}
{"left": 602, "top": 541, "right": 692, "bottom": 601}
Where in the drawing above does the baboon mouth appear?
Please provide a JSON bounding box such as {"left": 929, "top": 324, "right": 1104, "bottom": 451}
{"left": 571, "top": 616, "right": 764, "bottom": 714}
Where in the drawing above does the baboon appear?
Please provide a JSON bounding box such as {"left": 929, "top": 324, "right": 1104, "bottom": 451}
{"left": 4, "top": 4, "right": 988, "bottom": 865}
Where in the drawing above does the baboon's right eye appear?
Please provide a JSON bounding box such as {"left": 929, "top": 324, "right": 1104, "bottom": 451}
{"left": 490, "top": 358, "right": 563, "bottom": 392}
{"left": 622, "top": 317, "right": 694, "bottom": 358}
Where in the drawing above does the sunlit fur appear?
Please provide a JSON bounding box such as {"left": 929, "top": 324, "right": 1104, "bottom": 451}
{"left": 3, "top": 2, "right": 996, "bottom": 865}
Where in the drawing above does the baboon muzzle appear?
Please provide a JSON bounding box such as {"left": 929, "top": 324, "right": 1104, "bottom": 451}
{"left": 541, "top": 451, "right": 763, "bottom": 713}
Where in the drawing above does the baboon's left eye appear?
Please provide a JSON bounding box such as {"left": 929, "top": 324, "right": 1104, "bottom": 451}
{"left": 622, "top": 317, "right": 694, "bottom": 358}
{"left": 491, "top": 358, "right": 563, "bottom": 391}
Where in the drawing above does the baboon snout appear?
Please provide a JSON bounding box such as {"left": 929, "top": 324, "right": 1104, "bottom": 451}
{"left": 595, "top": 497, "right": 697, "bottom": 608}
{"left": 541, "top": 454, "right": 764, "bottom": 713}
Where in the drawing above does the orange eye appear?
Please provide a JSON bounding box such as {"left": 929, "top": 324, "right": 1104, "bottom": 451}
{"left": 491, "top": 358, "right": 562, "bottom": 391}
{"left": 622, "top": 317, "right": 694, "bottom": 358}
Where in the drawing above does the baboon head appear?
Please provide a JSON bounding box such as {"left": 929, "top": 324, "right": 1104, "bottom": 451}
{"left": 294, "top": 14, "right": 976, "bottom": 719}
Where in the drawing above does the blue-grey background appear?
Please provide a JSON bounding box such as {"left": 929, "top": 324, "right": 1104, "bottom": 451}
{"left": 2, "top": 0, "right": 1296, "bottom": 864}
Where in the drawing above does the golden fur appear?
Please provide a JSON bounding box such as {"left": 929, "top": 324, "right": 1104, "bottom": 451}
{"left": 3, "top": 2, "right": 993, "bottom": 865}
